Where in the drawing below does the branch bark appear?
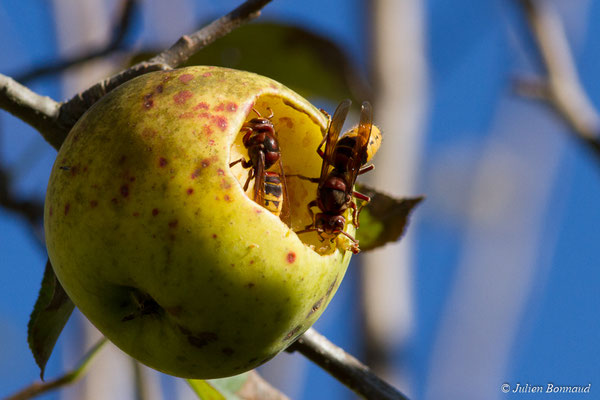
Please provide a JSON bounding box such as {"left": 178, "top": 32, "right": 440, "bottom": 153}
{"left": 519, "top": 0, "right": 600, "bottom": 159}
{"left": 0, "top": 73, "right": 63, "bottom": 149}
{"left": 288, "top": 328, "right": 409, "bottom": 400}
{"left": 5, "top": 338, "right": 108, "bottom": 400}
{"left": 56, "top": 0, "right": 273, "bottom": 145}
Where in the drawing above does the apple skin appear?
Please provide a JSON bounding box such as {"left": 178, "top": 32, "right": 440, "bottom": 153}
{"left": 44, "top": 66, "right": 354, "bottom": 378}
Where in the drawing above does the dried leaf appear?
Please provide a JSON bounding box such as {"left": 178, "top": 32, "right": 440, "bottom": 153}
{"left": 27, "top": 259, "right": 75, "bottom": 379}
{"left": 356, "top": 185, "right": 424, "bottom": 252}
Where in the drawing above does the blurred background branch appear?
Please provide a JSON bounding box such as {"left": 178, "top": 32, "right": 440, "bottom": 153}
{"left": 519, "top": 0, "right": 600, "bottom": 160}
{"left": 14, "top": 0, "right": 139, "bottom": 85}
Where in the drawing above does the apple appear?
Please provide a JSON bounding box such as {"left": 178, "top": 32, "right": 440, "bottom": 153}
{"left": 44, "top": 66, "right": 354, "bottom": 378}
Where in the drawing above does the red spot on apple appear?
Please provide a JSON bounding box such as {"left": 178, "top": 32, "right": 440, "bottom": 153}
{"left": 49, "top": 207, "right": 53, "bottom": 216}
{"left": 212, "top": 115, "right": 228, "bottom": 131}
{"left": 194, "top": 102, "right": 209, "bottom": 110}
{"left": 287, "top": 252, "right": 296, "bottom": 264}
{"left": 64, "top": 204, "right": 70, "bottom": 215}
{"left": 90, "top": 200, "right": 98, "bottom": 208}
{"left": 197, "top": 112, "right": 211, "bottom": 119}
{"left": 179, "top": 111, "right": 195, "bottom": 119}
{"left": 156, "top": 84, "right": 164, "bottom": 93}
{"left": 168, "top": 220, "right": 178, "bottom": 228}
{"left": 221, "top": 179, "right": 231, "bottom": 189}
{"left": 179, "top": 74, "right": 194, "bottom": 83}
{"left": 187, "top": 188, "right": 194, "bottom": 195}
{"left": 212, "top": 234, "right": 217, "bottom": 239}
{"left": 201, "top": 158, "right": 211, "bottom": 168}
{"left": 159, "top": 157, "right": 168, "bottom": 167}
{"left": 173, "top": 90, "right": 193, "bottom": 105}
{"left": 152, "top": 208, "right": 159, "bottom": 216}
{"left": 203, "top": 125, "right": 213, "bottom": 136}
{"left": 202, "top": 72, "right": 212, "bottom": 77}
{"left": 208, "top": 139, "right": 215, "bottom": 146}
{"left": 224, "top": 195, "right": 232, "bottom": 202}
{"left": 120, "top": 184, "right": 129, "bottom": 197}
{"left": 226, "top": 102, "right": 238, "bottom": 112}
{"left": 217, "top": 168, "right": 225, "bottom": 176}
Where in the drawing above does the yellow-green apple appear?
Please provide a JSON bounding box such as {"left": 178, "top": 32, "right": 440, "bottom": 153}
{"left": 44, "top": 66, "right": 354, "bottom": 378}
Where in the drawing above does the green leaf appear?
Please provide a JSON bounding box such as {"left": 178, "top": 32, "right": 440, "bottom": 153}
{"left": 129, "top": 22, "right": 369, "bottom": 103}
{"left": 187, "top": 373, "right": 250, "bottom": 400}
{"left": 27, "top": 259, "right": 75, "bottom": 379}
{"left": 356, "top": 185, "right": 424, "bottom": 252}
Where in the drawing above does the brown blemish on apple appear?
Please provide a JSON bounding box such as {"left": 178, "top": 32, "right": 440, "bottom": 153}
{"left": 279, "top": 117, "right": 294, "bottom": 128}
{"left": 187, "top": 188, "right": 194, "bottom": 195}
{"left": 283, "top": 325, "right": 302, "bottom": 341}
{"left": 194, "top": 102, "right": 209, "bottom": 110}
{"left": 90, "top": 200, "right": 98, "bottom": 208}
{"left": 306, "top": 297, "right": 324, "bottom": 318}
{"left": 152, "top": 208, "right": 159, "bottom": 216}
{"left": 224, "top": 194, "right": 232, "bottom": 202}
{"left": 221, "top": 347, "right": 234, "bottom": 356}
{"left": 246, "top": 283, "right": 255, "bottom": 289}
{"left": 159, "top": 157, "right": 168, "bottom": 167}
{"left": 187, "top": 331, "right": 218, "bottom": 349}
{"left": 111, "top": 198, "right": 118, "bottom": 205}
{"left": 64, "top": 203, "right": 70, "bottom": 215}
{"left": 203, "top": 125, "right": 213, "bottom": 136}
{"left": 173, "top": 90, "right": 193, "bottom": 105}
{"left": 156, "top": 84, "right": 164, "bottom": 93}
{"left": 326, "top": 276, "right": 338, "bottom": 297}
{"left": 168, "top": 220, "right": 178, "bottom": 228}
{"left": 119, "top": 155, "right": 127, "bottom": 165}
{"left": 49, "top": 207, "right": 53, "bottom": 216}
{"left": 120, "top": 184, "right": 129, "bottom": 198}
{"left": 143, "top": 94, "right": 154, "bottom": 110}
{"left": 178, "top": 74, "right": 194, "bottom": 83}
{"left": 212, "top": 234, "right": 217, "bottom": 239}
{"left": 287, "top": 252, "right": 296, "bottom": 264}
{"left": 132, "top": 212, "right": 140, "bottom": 217}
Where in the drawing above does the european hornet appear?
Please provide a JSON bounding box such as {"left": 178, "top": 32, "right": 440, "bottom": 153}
{"left": 229, "top": 108, "right": 290, "bottom": 224}
{"left": 295, "top": 99, "right": 381, "bottom": 253}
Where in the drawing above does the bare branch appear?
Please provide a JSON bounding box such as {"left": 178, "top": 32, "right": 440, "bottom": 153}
{"left": 288, "top": 328, "right": 409, "bottom": 400}
{"left": 57, "top": 0, "right": 274, "bottom": 142}
{"left": 5, "top": 338, "right": 108, "bottom": 400}
{"left": 237, "top": 371, "right": 291, "bottom": 400}
{"left": 15, "top": 0, "right": 139, "bottom": 84}
{"left": 0, "top": 73, "right": 63, "bottom": 149}
{"left": 519, "top": 0, "right": 600, "bottom": 159}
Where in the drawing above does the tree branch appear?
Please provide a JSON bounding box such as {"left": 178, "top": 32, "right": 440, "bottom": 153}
{"left": 5, "top": 338, "right": 108, "bottom": 400}
{"left": 288, "top": 328, "right": 409, "bottom": 400}
{"left": 57, "top": 0, "right": 274, "bottom": 144}
{"left": 519, "top": 0, "right": 600, "bottom": 160}
{"left": 14, "top": 0, "right": 139, "bottom": 84}
{"left": 0, "top": 73, "right": 63, "bottom": 149}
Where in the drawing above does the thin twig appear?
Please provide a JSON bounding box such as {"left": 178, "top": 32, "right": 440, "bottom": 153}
{"left": 0, "top": 73, "right": 63, "bottom": 149}
{"left": 15, "top": 0, "right": 139, "bottom": 84}
{"left": 5, "top": 338, "right": 108, "bottom": 400}
{"left": 519, "top": 0, "right": 600, "bottom": 159}
{"left": 56, "top": 0, "right": 274, "bottom": 146}
{"left": 288, "top": 328, "right": 409, "bottom": 400}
